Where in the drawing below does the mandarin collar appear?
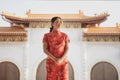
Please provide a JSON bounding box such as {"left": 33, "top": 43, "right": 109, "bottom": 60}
{"left": 52, "top": 29, "right": 60, "bottom": 35}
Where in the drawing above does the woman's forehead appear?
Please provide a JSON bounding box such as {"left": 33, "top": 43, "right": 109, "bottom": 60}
{"left": 55, "top": 18, "right": 61, "bottom": 22}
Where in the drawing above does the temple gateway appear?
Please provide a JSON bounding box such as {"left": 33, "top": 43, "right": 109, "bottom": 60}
{"left": 0, "top": 10, "right": 120, "bottom": 80}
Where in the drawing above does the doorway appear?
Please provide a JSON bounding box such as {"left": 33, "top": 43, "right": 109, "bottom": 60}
{"left": 0, "top": 61, "right": 20, "bottom": 80}
{"left": 36, "top": 59, "right": 74, "bottom": 80}
{"left": 91, "top": 62, "right": 118, "bottom": 80}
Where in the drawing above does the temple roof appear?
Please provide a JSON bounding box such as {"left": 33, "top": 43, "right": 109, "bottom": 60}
{"left": 1, "top": 11, "right": 109, "bottom": 23}
{"left": 83, "top": 27, "right": 120, "bottom": 35}
{"left": 0, "top": 26, "right": 26, "bottom": 34}
{"left": 0, "top": 26, "right": 27, "bottom": 42}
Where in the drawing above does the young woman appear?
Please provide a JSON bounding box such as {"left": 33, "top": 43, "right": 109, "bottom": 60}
{"left": 43, "top": 16, "right": 70, "bottom": 80}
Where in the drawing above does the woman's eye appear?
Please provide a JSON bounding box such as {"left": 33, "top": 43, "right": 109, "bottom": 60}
{"left": 55, "top": 22, "right": 59, "bottom": 24}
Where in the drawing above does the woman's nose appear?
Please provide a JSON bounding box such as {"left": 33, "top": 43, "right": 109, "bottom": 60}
{"left": 58, "top": 22, "right": 61, "bottom": 24}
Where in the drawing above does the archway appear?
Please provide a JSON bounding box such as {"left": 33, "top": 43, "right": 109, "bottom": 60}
{"left": 36, "top": 59, "right": 74, "bottom": 80}
{"left": 0, "top": 61, "right": 20, "bottom": 80}
{"left": 91, "top": 61, "right": 118, "bottom": 80}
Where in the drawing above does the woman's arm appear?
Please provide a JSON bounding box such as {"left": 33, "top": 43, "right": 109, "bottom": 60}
{"left": 57, "top": 43, "right": 69, "bottom": 63}
{"left": 43, "top": 42, "right": 57, "bottom": 62}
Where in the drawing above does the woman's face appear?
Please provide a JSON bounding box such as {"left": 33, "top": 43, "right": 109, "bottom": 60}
{"left": 52, "top": 18, "right": 62, "bottom": 30}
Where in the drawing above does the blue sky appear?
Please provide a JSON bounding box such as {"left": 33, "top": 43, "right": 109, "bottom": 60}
{"left": 0, "top": 0, "right": 120, "bottom": 27}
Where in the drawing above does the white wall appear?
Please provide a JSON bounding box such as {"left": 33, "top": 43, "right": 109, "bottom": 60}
{"left": 28, "top": 28, "right": 120, "bottom": 80}
{"left": 28, "top": 28, "right": 85, "bottom": 80}
{"left": 84, "top": 42, "right": 120, "bottom": 80}
{"left": 0, "top": 42, "right": 26, "bottom": 80}
{"left": 0, "top": 28, "right": 120, "bottom": 80}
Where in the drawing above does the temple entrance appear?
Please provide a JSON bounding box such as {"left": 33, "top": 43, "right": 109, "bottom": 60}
{"left": 0, "top": 61, "right": 20, "bottom": 80}
{"left": 36, "top": 59, "right": 74, "bottom": 80}
{"left": 91, "top": 62, "right": 118, "bottom": 80}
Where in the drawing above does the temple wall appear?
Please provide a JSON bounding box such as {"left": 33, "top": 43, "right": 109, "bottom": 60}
{"left": 27, "top": 28, "right": 120, "bottom": 80}
{"left": 84, "top": 42, "right": 120, "bottom": 80}
{"left": 0, "top": 42, "right": 26, "bottom": 80}
{"left": 28, "top": 28, "right": 85, "bottom": 80}
{"left": 0, "top": 28, "right": 120, "bottom": 80}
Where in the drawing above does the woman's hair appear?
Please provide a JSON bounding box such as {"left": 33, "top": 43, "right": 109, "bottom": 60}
{"left": 50, "top": 16, "right": 62, "bottom": 32}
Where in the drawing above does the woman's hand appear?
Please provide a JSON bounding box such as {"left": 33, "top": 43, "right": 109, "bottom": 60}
{"left": 54, "top": 57, "right": 64, "bottom": 64}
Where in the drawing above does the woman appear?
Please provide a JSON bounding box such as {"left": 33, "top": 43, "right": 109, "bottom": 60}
{"left": 43, "top": 16, "right": 70, "bottom": 80}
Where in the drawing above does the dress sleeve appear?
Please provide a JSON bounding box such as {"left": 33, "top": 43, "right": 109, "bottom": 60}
{"left": 43, "top": 34, "right": 48, "bottom": 43}
{"left": 65, "top": 35, "right": 70, "bottom": 43}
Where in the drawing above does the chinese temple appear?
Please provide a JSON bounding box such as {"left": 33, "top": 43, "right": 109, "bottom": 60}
{"left": 0, "top": 10, "right": 120, "bottom": 80}
{"left": 1, "top": 10, "right": 109, "bottom": 28}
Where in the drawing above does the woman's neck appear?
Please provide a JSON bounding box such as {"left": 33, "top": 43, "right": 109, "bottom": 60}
{"left": 52, "top": 29, "right": 60, "bottom": 35}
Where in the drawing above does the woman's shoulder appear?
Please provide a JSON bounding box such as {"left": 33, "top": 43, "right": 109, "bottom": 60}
{"left": 61, "top": 32, "right": 68, "bottom": 36}
{"left": 44, "top": 32, "right": 52, "bottom": 36}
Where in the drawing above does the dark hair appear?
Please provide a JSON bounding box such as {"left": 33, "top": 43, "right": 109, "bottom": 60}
{"left": 50, "top": 16, "right": 62, "bottom": 32}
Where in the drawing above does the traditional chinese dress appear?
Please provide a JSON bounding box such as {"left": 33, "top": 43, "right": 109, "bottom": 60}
{"left": 43, "top": 30, "right": 70, "bottom": 80}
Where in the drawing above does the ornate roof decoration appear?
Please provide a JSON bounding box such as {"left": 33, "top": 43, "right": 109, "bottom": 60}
{"left": 83, "top": 26, "right": 120, "bottom": 42}
{"left": 1, "top": 10, "right": 109, "bottom": 23}
{"left": 0, "top": 26, "right": 27, "bottom": 42}
{"left": 83, "top": 27, "right": 120, "bottom": 35}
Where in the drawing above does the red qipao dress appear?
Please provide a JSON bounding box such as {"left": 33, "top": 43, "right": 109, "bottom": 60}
{"left": 43, "top": 30, "right": 70, "bottom": 80}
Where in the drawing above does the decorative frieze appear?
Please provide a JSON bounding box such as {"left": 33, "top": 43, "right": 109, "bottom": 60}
{"left": 0, "top": 26, "right": 28, "bottom": 42}
{"left": 29, "top": 21, "right": 81, "bottom": 28}
{"left": 29, "top": 22, "right": 50, "bottom": 28}
{"left": 83, "top": 27, "right": 120, "bottom": 42}
{"left": 0, "top": 35, "right": 27, "bottom": 42}
{"left": 83, "top": 36, "right": 120, "bottom": 42}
